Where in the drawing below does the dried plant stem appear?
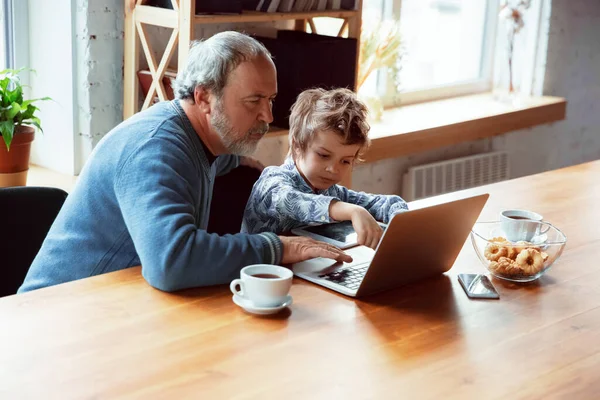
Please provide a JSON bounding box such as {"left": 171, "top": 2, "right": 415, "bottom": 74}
{"left": 508, "top": 29, "right": 515, "bottom": 93}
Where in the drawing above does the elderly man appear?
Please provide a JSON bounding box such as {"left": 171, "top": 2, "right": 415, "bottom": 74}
{"left": 19, "top": 31, "right": 350, "bottom": 293}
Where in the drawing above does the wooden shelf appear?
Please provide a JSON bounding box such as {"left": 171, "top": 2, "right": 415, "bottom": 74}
{"left": 27, "top": 94, "right": 566, "bottom": 193}
{"left": 363, "top": 93, "right": 567, "bottom": 163}
{"left": 193, "top": 10, "right": 358, "bottom": 24}
{"left": 124, "top": 0, "right": 363, "bottom": 119}
{"left": 136, "top": 5, "right": 178, "bottom": 28}
{"left": 262, "top": 93, "right": 567, "bottom": 163}
{"left": 133, "top": 5, "right": 358, "bottom": 27}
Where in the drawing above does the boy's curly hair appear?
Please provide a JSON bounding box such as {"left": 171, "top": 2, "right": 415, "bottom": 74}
{"left": 288, "top": 88, "right": 370, "bottom": 161}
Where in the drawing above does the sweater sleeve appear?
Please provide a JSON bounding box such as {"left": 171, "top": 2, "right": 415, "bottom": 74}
{"left": 245, "top": 169, "right": 337, "bottom": 232}
{"left": 114, "top": 136, "right": 281, "bottom": 292}
{"left": 335, "top": 185, "right": 409, "bottom": 224}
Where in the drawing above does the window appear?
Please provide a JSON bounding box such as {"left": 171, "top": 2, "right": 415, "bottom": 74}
{"left": 1, "top": 0, "right": 10, "bottom": 70}
{"left": 313, "top": 0, "right": 499, "bottom": 107}
{"left": 365, "top": 0, "right": 499, "bottom": 106}
{"left": 1, "top": 0, "right": 29, "bottom": 72}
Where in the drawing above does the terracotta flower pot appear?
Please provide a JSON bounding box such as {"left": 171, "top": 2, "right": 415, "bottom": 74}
{"left": 0, "top": 125, "right": 35, "bottom": 187}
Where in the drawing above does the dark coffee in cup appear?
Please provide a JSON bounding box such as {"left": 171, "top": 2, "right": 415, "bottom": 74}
{"left": 508, "top": 216, "right": 530, "bottom": 220}
{"left": 251, "top": 273, "right": 280, "bottom": 279}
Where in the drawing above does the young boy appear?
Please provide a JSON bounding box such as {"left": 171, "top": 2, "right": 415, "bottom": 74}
{"left": 241, "top": 88, "right": 408, "bottom": 249}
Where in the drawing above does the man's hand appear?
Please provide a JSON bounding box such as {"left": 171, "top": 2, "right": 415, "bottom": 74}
{"left": 350, "top": 207, "right": 384, "bottom": 250}
{"left": 279, "top": 236, "right": 353, "bottom": 265}
{"left": 240, "top": 156, "right": 265, "bottom": 171}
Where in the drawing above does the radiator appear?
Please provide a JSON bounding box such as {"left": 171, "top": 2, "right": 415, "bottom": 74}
{"left": 402, "top": 151, "right": 510, "bottom": 201}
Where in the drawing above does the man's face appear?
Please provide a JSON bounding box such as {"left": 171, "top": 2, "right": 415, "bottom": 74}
{"left": 210, "top": 55, "right": 277, "bottom": 156}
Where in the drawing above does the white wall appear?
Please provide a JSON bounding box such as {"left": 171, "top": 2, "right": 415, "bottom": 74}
{"left": 73, "top": 0, "right": 124, "bottom": 172}
{"left": 27, "top": 0, "right": 77, "bottom": 175}
{"left": 26, "top": 0, "right": 124, "bottom": 175}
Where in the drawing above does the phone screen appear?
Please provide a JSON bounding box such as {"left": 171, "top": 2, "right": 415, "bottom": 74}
{"left": 458, "top": 274, "right": 500, "bottom": 299}
{"left": 300, "top": 221, "right": 387, "bottom": 245}
{"left": 303, "top": 221, "right": 357, "bottom": 244}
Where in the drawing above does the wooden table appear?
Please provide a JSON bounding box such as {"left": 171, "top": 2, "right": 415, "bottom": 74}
{"left": 2, "top": 160, "right": 600, "bottom": 399}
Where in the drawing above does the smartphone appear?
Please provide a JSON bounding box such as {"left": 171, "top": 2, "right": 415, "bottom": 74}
{"left": 291, "top": 221, "right": 388, "bottom": 250}
{"left": 458, "top": 274, "right": 500, "bottom": 299}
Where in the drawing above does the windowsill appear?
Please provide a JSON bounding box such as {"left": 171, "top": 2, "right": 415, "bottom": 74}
{"left": 27, "top": 164, "right": 78, "bottom": 193}
{"left": 28, "top": 92, "right": 566, "bottom": 193}
{"left": 268, "top": 92, "right": 567, "bottom": 163}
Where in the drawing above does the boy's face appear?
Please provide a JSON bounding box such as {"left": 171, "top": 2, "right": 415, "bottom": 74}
{"left": 295, "top": 130, "right": 361, "bottom": 191}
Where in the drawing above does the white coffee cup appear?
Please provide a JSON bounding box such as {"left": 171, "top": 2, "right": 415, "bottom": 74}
{"left": 500, "top": 209, "right": 549, "bottom": 242}
{"left": 230, "top": 264, "right": 293, "bottom": 308}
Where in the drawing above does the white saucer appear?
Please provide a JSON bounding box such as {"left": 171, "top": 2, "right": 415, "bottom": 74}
{"left": 232, "top": 294, "right": 293, "bottom": 315}
{"left": 530, "top": 233, "right": 548, "bottom": 245}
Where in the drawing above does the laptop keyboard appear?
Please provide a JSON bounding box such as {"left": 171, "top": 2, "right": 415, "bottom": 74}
{"left": 319, "top": 263, "right": 369, "bottom": 290}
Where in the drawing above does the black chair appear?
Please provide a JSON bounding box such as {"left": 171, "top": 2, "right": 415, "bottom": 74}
{"left": 0, "top": 186, "right": 68, "bottom": 297}
{"left": 208, "top": 166, "right": 261, "bottom": 236}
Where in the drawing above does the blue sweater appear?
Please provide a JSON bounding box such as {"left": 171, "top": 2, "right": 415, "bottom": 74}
{"left": 19, "top": 100, "right": 282, "bottom": 293}
{"left": 242, "top": 157, "right": 409, "bottom": 234}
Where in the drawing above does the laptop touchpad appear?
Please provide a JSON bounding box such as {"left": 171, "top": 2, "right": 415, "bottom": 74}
{"left": 292, "top": 246, "right": 375, "bottom": 274}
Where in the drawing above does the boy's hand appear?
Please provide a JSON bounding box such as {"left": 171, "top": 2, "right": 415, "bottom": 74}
{"left": 240, "top": 156, "right": 265, "bottom": 171}
{"left": 279, "top": 236, "right": 352, "bottom": 265}
{"left": 350, "top": 207, "right": 384, "bottom": 250}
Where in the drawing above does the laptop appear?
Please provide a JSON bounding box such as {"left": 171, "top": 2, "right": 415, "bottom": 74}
{"left": 292, "top": 194, "right": 489, "bottom": 298}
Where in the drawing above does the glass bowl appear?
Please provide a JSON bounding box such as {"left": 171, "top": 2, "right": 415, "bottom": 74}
{"left": 470, "top": 221, "right": 567, "bottom": 282}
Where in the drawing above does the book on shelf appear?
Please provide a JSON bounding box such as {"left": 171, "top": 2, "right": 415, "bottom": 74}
{"left": 277, "top": 0, "right": 295, "bottom": 12}
{"left": 255, "top": 30, "right": 357, "bottom": 129}
{"left": 196, "top": 0, "right": 243, "bottom": 14}
{"left": 242, "top": 0, "right": 259, "bottom": 10}
{"left": 255, "top": 0, "right": 282, "bottom": 12}
{"left": 292, "top": 0, "right": 313, "bottom": 11}
{"left": 326, "top": 0, "right": 341, "bottom": 10}
{"left": 340, "top": 0, "right": 358, "bottom": 10}
{"left": 146, "top": 0, "right": 243, "bottom": 14}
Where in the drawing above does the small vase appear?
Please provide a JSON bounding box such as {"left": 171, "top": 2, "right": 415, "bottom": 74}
{"left": 493, "top": 30, "right": 523, "bottom": 107}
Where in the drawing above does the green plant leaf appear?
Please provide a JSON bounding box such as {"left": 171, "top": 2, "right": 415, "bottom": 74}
{"left": 29, "top": 117, "right": 43, "bottom": 133}
{"left": 6, "top": 85, "right": 22, "bottom": 104}
{"left": 0, "top": 120, "right": 15, "bottom": 150}
{"left": 21, "top": 104, "right": 38, "bottom": 120}
{"left": 6, "top": 102, "right": 21, "bottom": 120}
{"left": 0, "top": 68, "right": 50, "bottom": 137}
{"left": 21, "top": 96, "right": 52, "bottom": 109}
{"left": 0, "top": 67, "right": 27, "bottom": 76}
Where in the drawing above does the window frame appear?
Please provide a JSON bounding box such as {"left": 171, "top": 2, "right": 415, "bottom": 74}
{"left": 1, "top": 0, "right": 30, "bottom": 75}
{"left": 1, "top": 0, "right": 11, "bottom": 69}
{"left": 370, "top": 0, "right": 500, "bottom": 107}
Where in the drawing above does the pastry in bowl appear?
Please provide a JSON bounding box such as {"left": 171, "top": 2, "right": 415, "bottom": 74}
{"left": 470, "top": 221, "right": 567, "bottom": 282}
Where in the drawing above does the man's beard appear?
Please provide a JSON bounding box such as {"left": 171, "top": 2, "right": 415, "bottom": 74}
{"left": 211, "top": 101, "right": 269, "bottom": 156}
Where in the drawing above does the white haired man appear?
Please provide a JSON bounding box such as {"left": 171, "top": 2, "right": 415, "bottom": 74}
{"left": 19, "top": 31, "right": 350, "bottom": 293}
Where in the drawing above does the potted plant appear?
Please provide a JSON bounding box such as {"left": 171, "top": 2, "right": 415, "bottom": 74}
{"left": 0, "top": 68, "right": 49, "bottom": 187}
